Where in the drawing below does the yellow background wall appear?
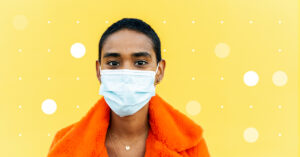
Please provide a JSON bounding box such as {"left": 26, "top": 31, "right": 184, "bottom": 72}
{"left": 0, "top": 0, "right": 298, "bottom": 156}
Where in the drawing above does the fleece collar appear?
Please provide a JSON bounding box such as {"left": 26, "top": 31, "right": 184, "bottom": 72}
{"left": 47, "top": 93, "right": 204, "bottom": 157}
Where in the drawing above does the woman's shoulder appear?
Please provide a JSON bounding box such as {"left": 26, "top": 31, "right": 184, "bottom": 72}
{"left": 48, "top": 122, "right": 77, "bottom": 151}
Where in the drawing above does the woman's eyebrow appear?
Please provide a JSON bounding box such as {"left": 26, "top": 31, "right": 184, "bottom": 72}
{"left": 103, "top": 52, "right": 121, "bottom": 58}
{"left": 131, "top": 52, "right": 152, "bottom": 59}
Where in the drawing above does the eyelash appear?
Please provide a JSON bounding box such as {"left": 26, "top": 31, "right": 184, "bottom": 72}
{"left": 106, "top": 60, "right": 148, "bottom": 67}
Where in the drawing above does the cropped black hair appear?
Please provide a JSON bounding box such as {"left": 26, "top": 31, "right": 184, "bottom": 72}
{"left": 98, "top": 18, "right": 161, "bottom": 64}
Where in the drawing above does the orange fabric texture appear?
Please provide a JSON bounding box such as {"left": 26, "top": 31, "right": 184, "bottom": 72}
{"left": 47, "top": 93, "right": 210, "bottom": 157}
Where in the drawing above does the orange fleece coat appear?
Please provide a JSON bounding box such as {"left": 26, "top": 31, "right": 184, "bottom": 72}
{"left": 47, "top": 93, "right": 210, "bottom": 157}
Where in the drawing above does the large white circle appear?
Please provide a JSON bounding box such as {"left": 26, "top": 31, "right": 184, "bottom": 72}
{"left": 70, "top": 43, "right": 86, "bottom": 58}
{"left": 272, "top": 70, "right": 288, "bottom": 86}
{"left": 215, "top": 43, "right": 230, "bottom": 58}
{"left": 186, "top": 100, "right": 201, "bottom": 116}
{"left": 243, "top": 71, "right": 259, "bottom": 86}
{"left": 243, "top": 127, "right": 259, "bottom": 143}
{"left": 13, "top": 15, "right": 28, "bottom": 30}
{"left": 41, "top": 99, "right": 57, "bottom": 115}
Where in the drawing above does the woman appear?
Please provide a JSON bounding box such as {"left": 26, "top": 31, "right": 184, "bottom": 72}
{"left": 47, "top": 18, "right": 210, "bottom": 157}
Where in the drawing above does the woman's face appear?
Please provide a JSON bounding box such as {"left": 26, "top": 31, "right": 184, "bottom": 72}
{"left": 96, "top": 29, "right": 165, "bottom": 86}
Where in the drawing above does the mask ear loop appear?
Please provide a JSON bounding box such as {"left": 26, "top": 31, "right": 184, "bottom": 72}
{"left": 155, "top": 62, "right": 159, "bottom": 74}
{"left": 154, "top": 61, "right": 160, "bottom": 85}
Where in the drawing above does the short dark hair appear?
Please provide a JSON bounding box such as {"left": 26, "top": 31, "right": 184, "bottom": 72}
{"left": 98, "top": 18, "right": 162, "bottom": 64}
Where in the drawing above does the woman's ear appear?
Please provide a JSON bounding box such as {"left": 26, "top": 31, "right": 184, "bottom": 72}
{"left": 155, "top": 59, "right": 166, "bottom": 86}
{"left": 96, "top": 60, "right": 101, "bottom": 83}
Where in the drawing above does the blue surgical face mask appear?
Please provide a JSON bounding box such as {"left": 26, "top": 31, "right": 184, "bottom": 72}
{"left": 99, "top": 63, "right": 159, "bottom": 117}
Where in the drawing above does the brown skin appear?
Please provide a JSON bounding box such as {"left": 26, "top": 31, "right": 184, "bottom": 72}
{"left": 95, "top": 29, "right": 166, "bottom": 157}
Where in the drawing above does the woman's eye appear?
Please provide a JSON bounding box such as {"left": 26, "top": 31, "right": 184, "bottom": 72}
{"left": 107, "top": 61, "right": 119, "bottom": 66}
{"left": 135, "top": 60, "right": 148, "bottom": 66}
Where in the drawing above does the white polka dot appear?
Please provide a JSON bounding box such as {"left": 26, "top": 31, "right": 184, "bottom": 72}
{"left": 220, "top": 105, "right": 224, "bottom": 109}
{"left": 48, "top": 49, "right": 51, "bottom": 52}
{"left": 192, "top": 20, "right": 195, "bottom": 24}
{"left": 70, "top": 43, "right": 86, "bottom": 58}
{"left": 249, "top": 20, "right": 254, "bottom": 24}
{"left": 278, "top": 105, "right": 282, "bottom": 109}
{"left": 278, "top": 133, "right": 282, "bottom": 137}
{"left": 272, "top": 70, "right": 288, "bottom": 86}
{"left": 76, "top": 20, "right": 80, "bottom": 24}
{"left": 163, "top": 49, "right": 166, "bottom": 52}
{"left": 162, "top": 20, "right": 166, "bottom": 24}
{"left": 13, "top": 15, "right": 28, "bottom": 30}
{"left": 277, "top": 49, "right": 282, "bottom": 53}
{"left": 48, "top": 133, "right": 51, "bottom": 136}
{"left": 249, "top": 105, "right": 253, "bottom": 109}
{"left": 105, "top": 20, "right": 109, "bottom": 23}
{"left": 76, "top": 77, "right": 80, "bottom": 80}
{"left": 41, "top": 99, "right": 57, "bottom": 115}
{"left": 278, "top": 20, "right": 282, "bottom": 24}
{"left": 18, "top": 133, "right": 22, "bottom": 136}
{"left": 18, "top": 49, "right": 22, "bottom": 52}
{"left": 48, "top": 77, "right": 51, "bottom": 80}
{"left": 186, "top": 100, "right": 201, "bottom": 116}
{"left": 243, "top": 71, "right": 259, "bottom": 86}
{"left": 18, "top": 77, "right": 22, "bottom": 80}
{"left": 220, "top": 20, "right": 224, "bottom": 24}
{"left": 192, "top": 49, "right": 195, "bottom": 52}
{"left": 192, "top": 77, "right": 195, "bottom": 80}
{"left": 76, "top": 105, "right": 80, "bottom": 109}
{"left": 48, "top": 20, "right": 51, "bottom": 24}
{"left": 19, "top": 105, "right": 22, "bottom": 109}
{"left": 215, "top": 43, "right": 230, "bottom": 58}
{"left": 243, "top": 127, "right": 259, "bottom": 143}
{"left": 220, "top": 76, "right": 224, "bottom": 80}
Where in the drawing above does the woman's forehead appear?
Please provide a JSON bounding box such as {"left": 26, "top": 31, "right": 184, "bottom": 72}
{"left": 102, "top": 29, "right": 153, "bottom": 52}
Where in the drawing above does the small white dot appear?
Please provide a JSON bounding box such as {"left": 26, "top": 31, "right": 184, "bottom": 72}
{"left": 18, "top": 77, "right": 22, "bottom": 80}
{"left": 162, "top": 20, "right": 166, "bottom": 24}
{"left": 249, "top": 105, "right": 253, "bottom": 109}
{"left": 220, "top": 105, "right": 224, "bottom": 109}
{"left": 18, "top": 105, "right": 22, "bottom": 109}
{"left": 48, "top": 20, "right": 51, "bottom": 24}
{"left": 48, "top": 77, "right": 51, "bottom": 80}
{"left": 192, "top": 49, "right": 195, "bottom": 52}
{"left": 76, "top": 105, "right": 80, "bottom": 109}
{"left": 18, "top": 49, "right": 22, "bottom": 52}
{"left": 48, "top": 133, "right": 51, "bottom": 136}
{"left": 278, "top": 49, "right": 282, "bottom": 53}
{"left": 105, "top": 20, "right": 108, "bottom": 23}
{"left": 76, "top": 20, "right": 80, "bottom": 24}
{"left": 163, "top": 49, "right": 166, "bottom": 52}
{"left": 278, "top": 133, "right": 282, "bottom": 137}
{"left": 18, "top": 133, "right": 22, "bottom": 136}
{"left": 76, "top": 77, "right": 80, "bottom": 80}
{"left": 192, "top": 20, "right": 195, "bottom": 24}
{"left": 192, "top": 77, "right": 195, "bottom": 80}
{"left": 221, "top": 76, "right": 224, "bottom": 80}
{"left": 220, "top": 20, "right": 224, "bottom": 24}
{"left": 249, "top": 20, "right": 254, "bottom": 24}
{"left": 278, "top": 105, "right": 282, "bottom": 109}
{"left": 278, "top": 20, "right": 282, "bottom": 24}
{"left": 48, "top": 49, "right": 51, "bottom": 52}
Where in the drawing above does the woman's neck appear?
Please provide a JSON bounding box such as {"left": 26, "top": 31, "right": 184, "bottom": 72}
{"left": 107, "top": 103, "right": 150, "bottom": 140}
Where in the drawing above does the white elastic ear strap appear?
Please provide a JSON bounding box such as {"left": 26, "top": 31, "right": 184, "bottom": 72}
{"left": 155, "top": 63, "right": 159, "bottom": 74}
